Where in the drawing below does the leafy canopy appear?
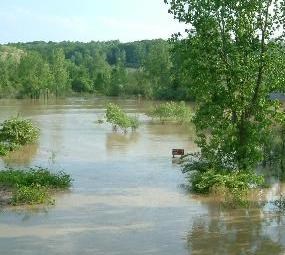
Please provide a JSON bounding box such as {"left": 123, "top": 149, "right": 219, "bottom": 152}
{"left": 0, "top": 116, "right": 40, "bottom": 155}
{"left": 105, "top": 103, "right": 139, "bottom": 132}
{"left": 165, "top": 0, "right": 285, "bottom": 171}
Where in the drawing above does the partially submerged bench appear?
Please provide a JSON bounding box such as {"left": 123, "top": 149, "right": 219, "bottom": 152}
{"left": 172, "top": 149, "right": 185, "bottom": 158}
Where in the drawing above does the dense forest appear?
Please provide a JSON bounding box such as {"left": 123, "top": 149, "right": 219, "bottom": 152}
{"left": 0, "top": 39, "right": 190, "bottom": 100}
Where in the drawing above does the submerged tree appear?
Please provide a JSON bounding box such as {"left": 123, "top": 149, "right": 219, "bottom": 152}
{"left": 165, "top": 0, "right": 285, "bottom": 171}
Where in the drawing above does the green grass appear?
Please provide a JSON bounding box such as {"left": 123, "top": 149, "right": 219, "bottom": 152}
{"left": 0, "top": 167, "right": 72, "bottom": 205}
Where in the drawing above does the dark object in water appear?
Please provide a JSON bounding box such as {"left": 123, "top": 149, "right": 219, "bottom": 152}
{"left": 172, "top": 149, "right": 184, "bottom": 158}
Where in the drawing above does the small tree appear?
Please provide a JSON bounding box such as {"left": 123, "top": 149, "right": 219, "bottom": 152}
{"left": 105, "top": 103, "right": 139, "bottom": 132}
{"left": 0, "top": 117, "right": 40, "bottom": 155}
{"left": 165, "top": 0, "right": 285, "bottom": 171}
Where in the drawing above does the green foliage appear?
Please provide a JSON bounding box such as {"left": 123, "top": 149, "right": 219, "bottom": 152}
{"left": 105, "top": 103, "right": 139, "bottom": 132}
{"left": 17, "top": 51, "right": 55, "bottom": 98}
{"left": 189, "top": 169, "right": 264, "bottom": 206}
{"left": 50, "top": 48, "right": 70, "bottom": 96}
{"left": 0, "top": 40, "right": 193, "bottom": 100}
{"left": 166, "top": 0, "right": 285, "bottom": 171}
{"left": 188, "top": 169, "right": 263, "bottom": 194}
{"left": 182, "top": 153, "right": 264, "bottom": 206}
{"left": 0, "top": 117, "right": 39, "bottom": 146}
{"left": 0, "top": 117, "right": 39, "bottom": 156}
{"left": 129, "top": 116, "right": 139, "bottom": 130}
{"left": 11, "top": 184, "right": 52, "bottom": 205}
{"left": 0, "top": 167, "right": 72, "bottom": 205}
{"left": 149, "top": 101, "right": 192, "bottom": 123}
{"left": 0, "top": 143, "right": 10, "bottom": 156}
{"left": 0, "top": 167, "right": 72, "bottom": 189}
{"left": 262, "top": 125, "right": 285, "bottom": 173}
{"left": 143, "top": 41, "right": 172, "bottom": 98}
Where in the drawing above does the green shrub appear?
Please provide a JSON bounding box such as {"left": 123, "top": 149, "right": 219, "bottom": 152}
{"left": 105, "top": 103, "right": 139, "bottom": 132}
{"left": 182, "top": 153, "right": 264, "bottom": 207}
{"left": 0, "top": 117, "right": 40, "bottom": 156}
{"left": 129, "top": 116, "right": 139, "bottom": 130}
{"left": 0, "top": 167, "right": 72, "bottom": 206}
{"left": 11, "top": 184, "right": 52, "bottom": 205}
{"left": 148, "top": 101, "right": 192, "bottom": 123}
{"left": 0, "top": 167, "right": 72, "bottom": 189}
{"left": 187, "top": 169, "right": 264, "bottom": 206}
{"left": 0, "top": 143, "right": 9, "bottom": 156}
{"left": 189, "top": 170, "right": 264, "bottom": 193}
{"left": 0, "top": 117, "right": 40, "bottom": 146}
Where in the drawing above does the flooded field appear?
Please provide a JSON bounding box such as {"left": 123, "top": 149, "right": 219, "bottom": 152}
{"left": 0, "top": 97, "right": 284, "bottom": 255}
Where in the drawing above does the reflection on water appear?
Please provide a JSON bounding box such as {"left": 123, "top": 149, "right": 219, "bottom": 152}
{"left": 0, "top": 98, "right": 284, "bottom": 255}
{"left": 186, "top": 184, "right": 285, "bottom": 255}
{"left": 2, "top": 143, "right": 39, "bottom": 167}
{"left": 106, "top": 132, "right": 140, "bottom": 152}
{"left": 187, "top": 204, "right": 285, "bottom": 255}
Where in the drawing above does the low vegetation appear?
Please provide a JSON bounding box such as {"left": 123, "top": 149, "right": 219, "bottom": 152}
{"left": 105, "top": 103, "right": 139, "bottom": 132}
{"left": 0, "top": 167, "right": 72, "bottom": 205}
{"left": 11, "top": 184, "right": 51, "bottom": 205}
{"left": 0, "top": 116, "right": 39, "bottom": 156}
{"left": 148, "top": 101, "right": 192, "bottom": 124}
{"left": 182, "top": 153, "right": 264, "bottom": 207}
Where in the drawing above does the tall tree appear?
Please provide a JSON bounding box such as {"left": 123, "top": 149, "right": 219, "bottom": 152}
{"left": 165, "top": 0, "right": 285, "bottom": 170}
{"left": 89, "top": 51, "right": 111, "bottom": 92}
{"left": 18, "top": 51, "right": 52, "bottom": 98}
{"left": 50, "top": 48, "right": 70, "bottom": 96}
{"left": 143, "top": 40, "right": 172, "bottom": 98}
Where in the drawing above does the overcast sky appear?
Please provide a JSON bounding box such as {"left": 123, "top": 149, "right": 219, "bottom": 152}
{"left": 0, "top": 0, "right": 185, "bottom": 43}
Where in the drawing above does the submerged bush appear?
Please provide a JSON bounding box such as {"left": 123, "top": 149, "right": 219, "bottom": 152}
{"left": 0, "top": 167, "right": 72, "bottom": 205}
{"left": 105, "top": 103, "right": 139, "bottom": 132}
{"left": 11, "top": 184, "right": 52, "bottom": 205}
{"left": 182, "top": 153, "right": 264, "bottom": 207}
{"left": 148, "top": 101, "right": 192, "bottom": 124}
{"left": 0, "top": 167, "right": 72, "bottom": 189}
{"left": 189, "top": 169, "right": 264, "bottom": 206}
{"left": 189, "top": 170, "right": 264, "bottom": 193}
{"left": 0, "top": 117, "right": 40, "bottom": 156}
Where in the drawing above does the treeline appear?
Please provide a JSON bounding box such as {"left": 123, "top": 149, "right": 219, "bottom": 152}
{"left": 0, "top": 39, "right": 189, "bottom": 100}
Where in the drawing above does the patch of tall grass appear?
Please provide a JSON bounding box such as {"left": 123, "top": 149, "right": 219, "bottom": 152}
{"left": 0, "top": 167, "right": 72, "bottom": 205}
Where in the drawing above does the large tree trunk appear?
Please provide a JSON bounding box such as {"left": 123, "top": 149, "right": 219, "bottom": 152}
{"left": 237, "top": 115, "right": 248, "bottom": 171}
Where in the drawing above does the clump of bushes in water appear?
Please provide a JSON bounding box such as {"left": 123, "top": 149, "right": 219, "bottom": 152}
{"left": 148, "top": 101, "right": 192, "bottom": 124}
{"left": 182, "top": 153, "right": 264, "bottom": 207}
{"left": 0, "top": 117, "right": 40, "bottom": 156}
{"left": 105, "top": 103, "right": 139, "bottom": 132}
{"left": 0, "top": 167, "right": 72, "bottom": 205}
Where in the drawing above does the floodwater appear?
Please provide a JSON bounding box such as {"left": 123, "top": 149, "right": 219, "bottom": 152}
{"left": 0, "top": 97, "right": 284, "bottom": 255}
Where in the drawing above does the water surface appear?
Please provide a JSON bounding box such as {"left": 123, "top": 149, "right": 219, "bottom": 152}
{"left": 0, "top": 98, "right": 284, "bottom": 255}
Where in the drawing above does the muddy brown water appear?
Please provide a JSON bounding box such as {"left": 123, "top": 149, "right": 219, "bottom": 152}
{"left": 0, "top": 97, "right": 284, "bottom": 255}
